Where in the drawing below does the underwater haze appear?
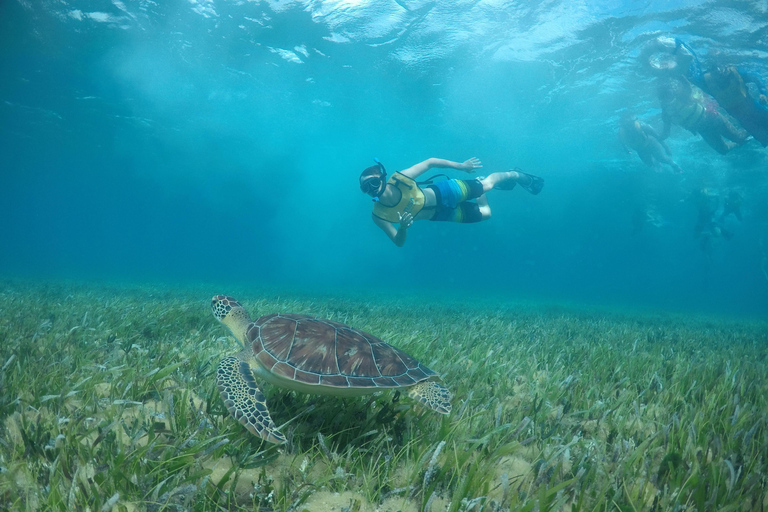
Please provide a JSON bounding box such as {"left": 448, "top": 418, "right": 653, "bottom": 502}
{"left": 2, "top": 0, "right": 768, "bottom": 318}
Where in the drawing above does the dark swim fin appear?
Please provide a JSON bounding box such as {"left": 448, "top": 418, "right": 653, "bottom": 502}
{"left": 517, "top": 171, "right": 544, "bottom": 195}
{"left": 496, "top": 169, "right": 544, "bottom": 194}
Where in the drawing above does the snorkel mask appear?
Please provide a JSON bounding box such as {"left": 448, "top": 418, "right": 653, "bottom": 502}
{"left": 713, "top": 65, "right": 735, "bottom": 86}
{"left": 359, "top": 158, "right": 387, "bottom": 200}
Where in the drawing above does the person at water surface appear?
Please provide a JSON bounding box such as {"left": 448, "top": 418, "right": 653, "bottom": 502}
{"left": 359, "top": 157, "right": 543, "bottom": 247}
{"left": 657, "top": 76, "right": 748, "bottom": 155}
{"left": 619, "top": 113, "right": 683, "bottom": 173}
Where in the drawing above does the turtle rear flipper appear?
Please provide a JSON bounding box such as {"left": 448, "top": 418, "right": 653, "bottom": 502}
{"left": 408, "top": 381, "right": 452, "bottom": 415}
{"left": 217, "top": 356, "right": 286, "bottom": 444}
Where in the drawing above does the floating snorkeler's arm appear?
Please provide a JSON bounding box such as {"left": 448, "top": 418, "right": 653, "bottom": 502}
{"left": 619, "top": 136, "right": 631, "bottom": 154}
{"left": 372, "top": 213, "right": 411, "bottom": 247}
{"left": 739, "top": 69, "right": 768, "bottom": 105}
{"left": 659, "top": 113, "right": 672, "bottom": 141}
{"left": 396, "top": 212, "right": 413, "bottom": 245}
{"left": 617, "top": 127, "right": 632, "bottom": 154}
{"left": 399, "top": 157, "right": 483, "bottom": 180}
{"left": 641, "top": 122, "right": 673, "bottom": 155}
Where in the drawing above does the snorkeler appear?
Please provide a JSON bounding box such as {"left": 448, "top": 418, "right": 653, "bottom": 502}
{"left": 359, "top": 157, "right": 543, "bottom": 247}
{"left": 641, "top": 36, "right": 704, "bottom": 86}
{"left": 702, "top": 65, "right": 768, "bottom": 147}
{"left": 658, "top": 76, "right": 748, "bottom": 155}
{"left": 688, "top": 188, "right": 735, "bottom": 253}
{"left": 720, "top": 190, "right": 743, "bottom": 222}
{"left": 619, "top": 113, "right": 683, "bottom": 173}
{"left": 642, "top": 37, "right": 768, "bottom": 147}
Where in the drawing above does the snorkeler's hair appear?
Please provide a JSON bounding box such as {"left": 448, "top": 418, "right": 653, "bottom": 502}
{"left": 360, "top": 165, "right": 383, "bottom": 179}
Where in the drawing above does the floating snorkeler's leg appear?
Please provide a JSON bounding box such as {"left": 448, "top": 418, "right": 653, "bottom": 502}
{"left": 494, "top": 179, "right": 517, "bottom": 190}
{"left": 489, "top": 168, "right": 544, "bottom": 194}
{"left": 515, "top": 170, "right": 545, "bottom": 195}
{"left": 485, "top": 170, "right": 516, "bottom": 191}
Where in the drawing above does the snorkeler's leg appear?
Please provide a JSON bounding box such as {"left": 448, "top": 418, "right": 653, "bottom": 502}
{"left": 480, "top": 171, "right": 518, "bottom": 192}
{"left": 698, "top": 129, "right": 732, "bottom": 155}
{"left": 648, "top": 140, "right": 682, "bottom": 173}
{"left": 751, "top": 107, "right": 768, "bottom": 146}
{"left": 636, "top": 149, "right": 656, "bottom": 168}
{"left": 743, "top": 114, "right": 768, "bottom": 146}
{"left": 477, "top": 194, "right": 491, "bottom": 220}
{"left": 482, "top": 169, "right": 543, "bottom": 194}
{"left": 715, "top": 114, "right": 748, "bottom": 143}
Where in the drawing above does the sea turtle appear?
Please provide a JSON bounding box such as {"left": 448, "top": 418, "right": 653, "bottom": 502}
{"left": 211, "top": 295, "right": 452, "bottom": 444}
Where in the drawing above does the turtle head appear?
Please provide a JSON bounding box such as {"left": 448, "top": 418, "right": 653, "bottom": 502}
{"left": 211, "top": 295, "right": 252, "bottom": 347}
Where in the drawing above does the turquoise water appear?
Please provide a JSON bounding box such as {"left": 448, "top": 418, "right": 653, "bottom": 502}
{"left": 2, "top": 0, "right": 767, "bottom": 317}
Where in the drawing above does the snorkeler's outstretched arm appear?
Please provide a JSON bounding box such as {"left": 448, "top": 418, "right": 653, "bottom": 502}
{"left": 659, "top": 114, "right": 672, "bottom": 140}
{"left": 739, "top": 70, "right": 768, "bottom": 104}
{"left": 642, "top": 123, "right": 673, "bottom": 154}
{"left": 373, "top": 213, "right": 411, "bottom": 247}
{"left": 400, "top": 158, "right": 482, "bottom": 180}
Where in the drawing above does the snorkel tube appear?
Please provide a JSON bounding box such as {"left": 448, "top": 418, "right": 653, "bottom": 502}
{"left": 373, "top": 157, "right": 386, "bottom": 179}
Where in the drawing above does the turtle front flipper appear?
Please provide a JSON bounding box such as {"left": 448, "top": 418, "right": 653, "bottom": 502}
{"left": 216, "top": 355, "right": 286, "bottom": 444}
{"left": 408, "top": 381, "right": 452, "bottom": 415}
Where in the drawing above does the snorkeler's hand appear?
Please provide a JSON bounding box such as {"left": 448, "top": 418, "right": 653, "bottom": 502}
{"left": 461, "top": 157, "right": 482, "bottom": 172}
{"left": 398, "top": 212, "right": 413, "bottom": 229}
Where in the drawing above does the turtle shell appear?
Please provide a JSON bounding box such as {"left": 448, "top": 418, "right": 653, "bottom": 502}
{"left": 244, "top": 313, "right": 437, "bottom": 389}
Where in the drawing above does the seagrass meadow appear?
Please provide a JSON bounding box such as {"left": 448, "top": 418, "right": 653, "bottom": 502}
{"left": 1, "top": 281, "right": 767, "bottom": 512}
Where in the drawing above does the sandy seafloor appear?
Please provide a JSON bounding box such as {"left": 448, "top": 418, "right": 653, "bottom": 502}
{"left": 3, "top": 0, "right": 768, "bottom": 509}
{"left": 1, "top": 278, "right": 767, "bottom": 511}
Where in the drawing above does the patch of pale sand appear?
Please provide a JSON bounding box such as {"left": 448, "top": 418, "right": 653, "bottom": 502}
{"left": 515, "top": 443, "right": 540, "bottom": 461}
{"left": 499, "top": 377, "right": 531, "bottom": 413}
{"left": 3, "top": 462, "right": 41, "bottom": 510}
{"left": 626, "top": 480, "right": 659, "bottom": 510}
{"left": 3, "top": 412, "right": 25, "bottom": 447}
{"left": 546, "top": 404, "right": 564, "bottom": 421}
{"left": 581, "top": 419, "right": 608, "bottom": 442}
{"left": 300, "top": 491, "right": 368, "bottom": 512}
{"left": 203, "top": 456, "right": 270, "bottom": 502}
{"left": 78, "top": 387, "right": 207, "bottom": 448}
{"left": 199, "top": 453, "right": 431, "bottom": 511}
{"left": 387, "top": 458, "right": 421, "bottom": 490}
{"left": 380, "top": 494, "right": 448, "bottom": 512}
{"left": 94, "top": 382, "right": 111, "bottom": 397}
{"left": 201, "top": 453, "right": 329, "bottom": 501}
{"left": 109, "top": 399, "right": 170, "bottom": 447}
{"left": 488, "top": 456, "right": 533, "bottom": 502}
{"left": 116, "top": 501, "right": 140, "bottom": 512}
{"left": 5, "top": 461, "right": 36, "bottom": 491}
{"left": 80, "top": 384, "right": 205, "bottom": 446}
{"left": 4, "top": 408, "right": 57, "bottom": 446}
{"left": 300, "top": 490, "right": 428, "bottom": 512}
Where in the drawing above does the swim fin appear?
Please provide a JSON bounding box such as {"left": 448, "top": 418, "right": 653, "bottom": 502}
{"left": 517, "top": 171, "right": 544, "bottom": 195}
